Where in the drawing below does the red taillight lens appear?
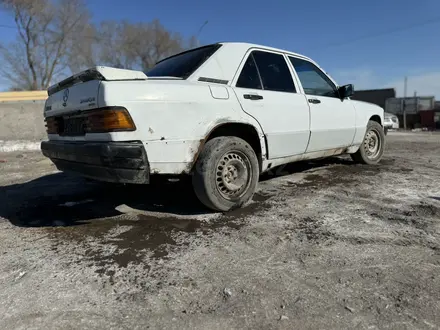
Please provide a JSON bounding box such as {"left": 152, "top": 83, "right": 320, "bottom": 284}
{"left": 45, "top": 117, "right": 58, "bottom": 134}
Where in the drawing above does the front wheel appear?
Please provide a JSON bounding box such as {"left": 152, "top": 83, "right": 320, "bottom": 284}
{"left": 351, "top": 120, "right": 385, "bottom": 165}
{"left": 192, "top": 137, "right": 259, "bottom": 211}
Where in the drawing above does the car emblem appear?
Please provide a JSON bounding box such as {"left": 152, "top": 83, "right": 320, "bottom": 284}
{"left": 62, "top": 88, "right": 69, "bottom": 107}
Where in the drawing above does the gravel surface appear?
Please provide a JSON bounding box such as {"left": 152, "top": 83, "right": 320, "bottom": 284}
{"left": 0, "top": 132, "right": 439, "bottom": 330}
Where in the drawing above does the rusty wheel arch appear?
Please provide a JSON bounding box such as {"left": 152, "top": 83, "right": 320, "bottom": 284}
{"left": 187, "top": 122, "right": 264, "bottom": 173}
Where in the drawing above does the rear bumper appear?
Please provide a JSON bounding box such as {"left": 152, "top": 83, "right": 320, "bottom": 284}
{"left": 41, "top": 141, "right": 149, "bottom": 184}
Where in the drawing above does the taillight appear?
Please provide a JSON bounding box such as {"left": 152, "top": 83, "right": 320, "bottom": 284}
{"left": 86, "top": 107, "right": 136, "bottom": 133}
{"left": 44, "top": 107, "right": 136, "bottom": 135}
{"left": 45, "top": 117, "right": 58, "bottom": 134}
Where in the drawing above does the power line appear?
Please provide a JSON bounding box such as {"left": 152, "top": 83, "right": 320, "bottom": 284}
{"left": 323, "top": 16, "right": 440, "bottom": 49}
{"left": 0, "top": 23, "right": 194, "bottom": 43}
{"left": 2, "top": 15, "right": 440, "bottom": 48}
{"left": 0, "top": 23, "right": 103, "bottom": 41}
{"left": 0, "top": 24, "right": 17, "bottom": 30}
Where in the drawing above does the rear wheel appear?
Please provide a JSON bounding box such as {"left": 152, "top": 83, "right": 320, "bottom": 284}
{"left": 351, "top": 120, "right": 385, "bottom": 165}
{"left": 192, "top": 137, "right": 259, "bottom": 211}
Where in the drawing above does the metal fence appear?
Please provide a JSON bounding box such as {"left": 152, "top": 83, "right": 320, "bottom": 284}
{"left": 385, "top": 97, "right": 435, "bottom": 114}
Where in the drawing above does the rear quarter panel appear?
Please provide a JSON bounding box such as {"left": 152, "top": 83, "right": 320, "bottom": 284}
{"left": 97, "top": 80, "right": 264, "bottom": 171}
{"left": 98, "top": 80, "right": 262, "bottom": 142}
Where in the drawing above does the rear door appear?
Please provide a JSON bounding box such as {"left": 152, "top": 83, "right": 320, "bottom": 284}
{"left": 232, "top": 49, "right": 310, "bottom": 159}
{"left": 288, "top": 57, "right": 356, "bottom": 152}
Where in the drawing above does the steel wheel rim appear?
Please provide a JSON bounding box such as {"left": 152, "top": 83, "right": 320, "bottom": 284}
{"left": 364, "top": 128, "right": 381, "bottom": 159}
{"left": 215, "top": 151, "right": 252, "bottom": 200}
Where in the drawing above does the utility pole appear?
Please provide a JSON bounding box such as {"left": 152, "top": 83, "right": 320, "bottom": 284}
{"left": 403, "top": 76, "right": 407, "bottom": 130}
{"left": 414, "top": 91, "right": 418, "bottom": 112}
{"left": 196, "top": 20, "right": 208, "bottom": 47}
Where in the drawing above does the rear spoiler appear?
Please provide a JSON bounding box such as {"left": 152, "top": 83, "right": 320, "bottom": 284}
{"left": 47, "top": 66, "right": 148, "bottom": 96}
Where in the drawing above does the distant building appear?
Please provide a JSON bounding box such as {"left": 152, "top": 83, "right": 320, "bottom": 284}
{"left": 351, "top": 88, "right": 396, "bottom": 109}
{"left": 385, "top": 96, "right": 436, "bottom": 115}
{"left": 385, "top": 96, "right": 437, "bottom": 130}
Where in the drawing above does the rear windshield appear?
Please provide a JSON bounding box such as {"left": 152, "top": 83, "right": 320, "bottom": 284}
{"left": 146, "top": 44, "right": 221, "bottom": 79}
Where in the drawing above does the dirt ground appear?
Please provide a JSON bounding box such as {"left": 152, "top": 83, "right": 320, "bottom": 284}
{"left": 0, "top": 132, "right": 439, "bottom": 330}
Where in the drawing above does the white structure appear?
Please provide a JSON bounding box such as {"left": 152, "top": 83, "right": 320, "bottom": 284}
{"left": 385, "top": 96, "right": 436, "bottom": 115}
{"left": 41, "top": 42, "right": 385, "bottom": 211}
{"left": 384, "top": 112, "right": 399, "bottom": 130}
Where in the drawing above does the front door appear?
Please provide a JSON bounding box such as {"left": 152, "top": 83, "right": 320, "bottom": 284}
{"left": 233, "top": 49, "right": 311, "bottom": 159}
{"left": 289, "top": 56, "right": 356, "bottom": 153}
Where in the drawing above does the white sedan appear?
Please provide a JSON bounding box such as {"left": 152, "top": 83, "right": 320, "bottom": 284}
{"left": 41, "top": 42, "right": 386, "bottom": 211}
{"left": 384, "top": 112, "right": 399, "bottom": 133}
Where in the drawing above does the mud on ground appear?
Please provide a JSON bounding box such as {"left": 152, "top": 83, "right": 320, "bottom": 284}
{"left": 0, "top": 132, "right": 439, "bottom": 329}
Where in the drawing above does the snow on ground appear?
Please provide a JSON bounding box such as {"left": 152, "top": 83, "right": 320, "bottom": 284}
{"left": 0, "top": 134, "right": 439, "bottom": 329}
{"left": 0, "top": 140, "right": 41, "bottom": 152}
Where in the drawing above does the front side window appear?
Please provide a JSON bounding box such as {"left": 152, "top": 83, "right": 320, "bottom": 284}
{"left": 146, "top": 44, "right": 221, "bottom": 79}
{"left": 289, "top": 57, "right": 338, "bottom": 98}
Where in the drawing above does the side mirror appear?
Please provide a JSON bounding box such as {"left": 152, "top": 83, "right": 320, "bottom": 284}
{"left": 338, "top": 84, "right": 354, "bottom": 99}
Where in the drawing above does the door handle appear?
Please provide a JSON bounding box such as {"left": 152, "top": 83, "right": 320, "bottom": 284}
{"left": 308, "top": 98, "right": 321, "bottom": 104}
{"left": 244, "top": 94, "right": 263, "bottom": 100}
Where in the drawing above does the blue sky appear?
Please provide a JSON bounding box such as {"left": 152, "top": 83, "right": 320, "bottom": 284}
{"left": 1, "top": 0, "right": 439, "bottom": 97}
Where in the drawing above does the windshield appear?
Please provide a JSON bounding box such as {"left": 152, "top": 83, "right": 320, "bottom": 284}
{"left": 146, "top": 44, "right": 221, "bottom": 79}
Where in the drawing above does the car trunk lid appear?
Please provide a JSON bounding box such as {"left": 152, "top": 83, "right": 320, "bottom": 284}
{"left": 45, "top": 67, "right": 148, "bottom": 116}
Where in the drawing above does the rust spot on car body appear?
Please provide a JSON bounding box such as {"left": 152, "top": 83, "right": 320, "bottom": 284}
{"left": 184, "top": 138, "right": 206, "bottom": 174}
{"left": 183, "top": 120, "right": 264, "bottom": 175}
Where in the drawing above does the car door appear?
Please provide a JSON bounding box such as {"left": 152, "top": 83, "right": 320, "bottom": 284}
{"left": 232, "top": 49, "right": 310, "bottom": 159}
{"left": 288, "top": 56, "right": 356, "bottom": 153}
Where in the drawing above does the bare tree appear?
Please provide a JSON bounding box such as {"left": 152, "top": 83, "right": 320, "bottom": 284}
{"left": 96, "top": 19, "right": 191, "bottom": 71}
{"left": 0, "top": 0, "right": 92, "bottom": 90}
{"left": 136, "top": 19, "right": 186, "bottom": 70}
{"left": 0, "top": 0, "right": 198, "bottom": 90}
{"left": 67, "top": 22, "right": 97, "bottom": 73}
{"left": 188, "top": 35, "right": 199, "bottom": 49}
{"left": 96, "top": 21, "right": 136, "bottom": 69}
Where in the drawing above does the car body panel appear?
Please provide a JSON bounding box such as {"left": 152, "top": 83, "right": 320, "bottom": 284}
{"left": 42, "top": 42, "right": 384, "bottom": 177}
{"left": 230, "top": 49, "right": 310, "bottom": 159}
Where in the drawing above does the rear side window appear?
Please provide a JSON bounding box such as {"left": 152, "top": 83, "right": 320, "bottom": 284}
{"left": 289, "top": 57, "right": 338, "bottom": 97}
{"left": 236, "top": 54, "right": 262, "bottom": 90}
{"left": 253, "top": 51, "right": 296, "bottom": 93}
{"left": 146, "top": 44, "right": 221, "bottom": 79}
{"left": 236, "top": 51, "right": 296, "bottom": 93}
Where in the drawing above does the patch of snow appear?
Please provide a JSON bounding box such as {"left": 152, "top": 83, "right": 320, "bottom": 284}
{"left": 59, "top": 199, "right": 94, "bottom": 207}
{"left": 115, "top": 203, "right": 220, "bottom": 221}
{"left": 104, "top": 225, "right": 134, "bottom": 239}
{"left": 0, "top": 140, "right": 41, "bottom": 152}
{"left": 14, "top": 270, "right": 27, "bottom": 282}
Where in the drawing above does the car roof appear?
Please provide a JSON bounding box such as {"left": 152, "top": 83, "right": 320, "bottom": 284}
{"left": 154, "top": 41, "right": 331, "bottom": 86}
{"left": 218, "top": 42, "right": 313, "bottom": 61}
{"left": 155, "top": 42, "right": 313, "bottom": 66}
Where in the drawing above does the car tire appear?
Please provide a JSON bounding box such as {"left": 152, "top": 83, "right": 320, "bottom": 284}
{"left": 192, "top": 136, "right": 259, "bottom": 212}
{"left": 351, "top": 120, "right": 385, "bottom": 165}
